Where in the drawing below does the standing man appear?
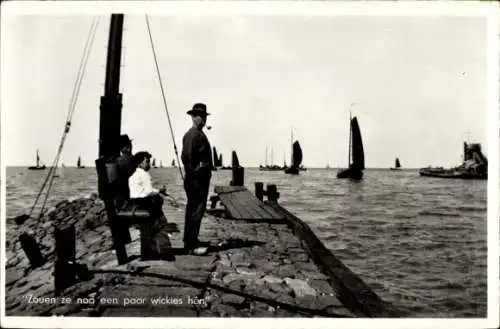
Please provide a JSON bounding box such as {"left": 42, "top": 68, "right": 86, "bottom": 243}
{"left": 181, "top": 103, "right": 213, "bottom": 255}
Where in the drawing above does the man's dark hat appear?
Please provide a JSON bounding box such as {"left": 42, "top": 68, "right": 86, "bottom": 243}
{"left": 187, "top": 103, "right": 210, "bottom": 116}
{"left": 119, "top": 134, "right": 133, "bottom": 146}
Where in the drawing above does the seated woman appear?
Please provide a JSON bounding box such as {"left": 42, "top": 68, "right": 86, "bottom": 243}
{"left": 128, "top": 151, "right": 166, "bottom": 216}
{"left": 128, "top": 151, "right": 174, "bottom": 261}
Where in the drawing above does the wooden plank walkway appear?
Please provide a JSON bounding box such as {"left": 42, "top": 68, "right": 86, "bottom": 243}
{"left": 214, "top": 186, "right": 285, "bottom": 222}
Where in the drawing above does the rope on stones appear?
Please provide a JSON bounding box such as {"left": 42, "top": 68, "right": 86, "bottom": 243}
{"left": 16, "top": 17, "right": 101, "bottom": 225}
{"left": 145, "top": 15, "right": 185, "bottom": 182}
{"left": 90, "top": 268, "right": 351, "bottom": 318}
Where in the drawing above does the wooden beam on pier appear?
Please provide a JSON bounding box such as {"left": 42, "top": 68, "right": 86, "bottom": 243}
{"left": 214, "top": 186, "right": 285, "bottom": 222}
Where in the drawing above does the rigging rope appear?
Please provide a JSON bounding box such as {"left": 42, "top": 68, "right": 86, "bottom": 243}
{"left": 38, "top": 17, "right": 101, "bottom": 219}
{"left": 25, "top": 17, "right": 101, "bottom": 222}
{"left": 144, "top": 15, "right": 185, "bottom": 182}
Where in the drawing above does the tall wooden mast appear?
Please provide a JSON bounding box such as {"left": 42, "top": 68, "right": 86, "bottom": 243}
{"left": 99, "top": 14, "right": 124, "bottom": 158}
{"left": 96, "top": 14, "right": 129, "bottom": 265}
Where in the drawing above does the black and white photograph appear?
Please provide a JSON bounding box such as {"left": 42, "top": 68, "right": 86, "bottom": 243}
{"left": 1, "top": 1, "right": 499, "bottom": 328}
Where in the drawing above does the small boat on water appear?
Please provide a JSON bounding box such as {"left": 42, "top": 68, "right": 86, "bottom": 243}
{"left": 390, "top": 157, "right": 401, "bottom": 171}
{"left": 419, "top": 142, "right": 487, "bottom": 179}
{"left": 337, "top": 112, "right": 364, "bottom": 180}
{"left": 76, "top": 156, "right": 85, "bottom": 169}
{"left": 28, "top": 150, "right": 46, "bottom": 170}
{"left": 259, "top": 147, "right": 285, "bottom": 171}
{"left": 284, "top": 141, "right": 303, "bottom": 175}
{"left": 212, "top": 147, "right": 223, "bottom": 170}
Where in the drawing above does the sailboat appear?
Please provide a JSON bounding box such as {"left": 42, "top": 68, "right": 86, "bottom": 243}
{"left": 28, "top": 149, "right": 46, "bottom": 170}
{"left": 77, "top": 156, "right": 85, "bottom": 168}
{"left": 171, "top": 159, "right": 176, "bottom": 168}
{"left": 159, "top": 160, "right": 163, "bottom": 168}
{"left": 284, "top": 128, "right": 306, "bottom": 175}
{"left": 284, "top": 141, "right": 303, "bottom": 175}
{"left": 259, "top": 147, "right": 285, "bottom": 171}
{"left": 337, "top": 113, "right": 365, "bottom": 180}
{"left": 390, "top": 158, "right": 401, "bottom": 171}
{"left": 151, "top": 158, "right": 157, "bottom": 168}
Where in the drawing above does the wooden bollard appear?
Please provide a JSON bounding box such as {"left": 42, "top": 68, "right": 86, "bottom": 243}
{"left": 54, "top": 224, "right": 76, "bottom": 295}
{"left": 267, "top": 184, "right": 279, "bottom": 202}
{"left": 19, "top": 233, "right": 45, "bottom": 269}
{"left": 255, "top": 182, "right": 264, "bottom": 201}
{"left": 231, "top": 167, "right": 244, "bottom": 186}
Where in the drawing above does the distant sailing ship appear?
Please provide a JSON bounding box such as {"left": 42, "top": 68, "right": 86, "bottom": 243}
{"left": 284, "top": 128, "right": 306, "bottom": 175}
{"left": 212, "top": 147, "right": 232, "bottom": 170}
{"left": 419, "top": 142, "right": 487, "bottom": 179}
{"left": 260, "top": 147, "right": 286, "bottom": 171}
{"left": 151, "top": 158, "right": 157, "bottom": 168}
{"left": 171, "top": 159, "right": 176, "bottom": 168}
{"left": 76, "top": 156, "right": 85, "bottom": 169}
{"left": 28, "top": 149, "right": 46, "bottom": 170}
{"left": 159, "top": 160, "right": 163, "bottom": 168}
{"left": 337, "top": 112, "right": 364, "bottom": 180}
{"left": 284, "top": 142, "right": 303, "bottom": 175}
{"left": 390, "top": 158, "right": 401, "bottom": 171}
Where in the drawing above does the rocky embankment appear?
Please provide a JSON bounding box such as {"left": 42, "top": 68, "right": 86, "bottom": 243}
{"left": 5, "top": 195, "right": 353, "bottom": 317}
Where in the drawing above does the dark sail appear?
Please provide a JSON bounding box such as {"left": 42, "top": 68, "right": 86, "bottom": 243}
{"left": 350, "top": 117, "right": 364, "bottom": 170}
{"left": 219, "top": 154, "right": 223, "bottom": 167}
{"left": 232, "top": 150, "right": 240, "bottom": 167}
{"left": 291, "top": 141, "right": 303, "bottom": 168}
{"left": 395, "top": 158, "right": 401, "bottom": 168}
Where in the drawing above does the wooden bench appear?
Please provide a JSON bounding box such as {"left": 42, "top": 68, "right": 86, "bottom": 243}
{"left": 96, "top": 157, "right": 171, "bottom": 264}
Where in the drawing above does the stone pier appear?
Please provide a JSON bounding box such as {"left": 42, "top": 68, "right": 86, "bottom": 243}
{"left": 5, "top": 195, "right": 353, "bottom": 317}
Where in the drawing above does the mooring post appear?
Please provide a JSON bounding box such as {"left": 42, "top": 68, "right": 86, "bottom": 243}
{"left": 231, "top": 167, "right": 245, "bottom": 186}
{"left": 267, "top": 184, "right": 279, "bottom": 202}
{"left": 19, "top": 233, "right": 45, "bottom": 269}
{"left": 54, "top": 224, "right": 76, "bottom": 296}
{"left": 255, "top": 182, "right": 264, "bottom": 201}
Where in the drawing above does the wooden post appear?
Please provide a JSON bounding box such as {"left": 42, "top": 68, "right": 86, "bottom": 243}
{"left": 267, "top": 184, "right": 278, "bottom": 202}
{"left": 54, "top": 224, "right": 76, "bottom": 296}
{"left": 19, "top": 233, "right": 45, "bottom": 269}
{"left": 96, "top": 157, "right": 130, "bottom": 265}
{"left": 255, "top": 182, "right": 264, "bottom": 201}
{"left": 231, "top": 167, "right": 244, "bottom": 186}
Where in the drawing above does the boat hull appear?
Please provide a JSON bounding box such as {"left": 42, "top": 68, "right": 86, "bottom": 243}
{"left": 390, "top": 168, "right": 401, "bottom": 171}
{"left": 284, "top": 166, "right": 299, "bottom": 175}
{"left": 28, "top": 166, "right": 46, "bottom": 170}
{"left": 337, "top": 167, "right": 363, "bottom": 180}
{"left": 259, "top": 166, "right": 285, "bottom": 171}
{"left": 419, "top": 167, "right": 487, "bottom": 179}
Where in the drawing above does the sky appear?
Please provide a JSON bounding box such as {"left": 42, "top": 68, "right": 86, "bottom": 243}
{"left": 1, "top": 10, "right": 493, "bottom": 168}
